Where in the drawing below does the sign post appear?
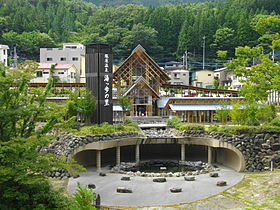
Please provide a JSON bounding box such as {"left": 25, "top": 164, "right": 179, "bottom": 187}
{"left": 85, "top": 44, "right": 113, "bottom": 124}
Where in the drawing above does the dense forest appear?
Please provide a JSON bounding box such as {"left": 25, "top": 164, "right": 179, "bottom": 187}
{"left": 0, "top": 0, "right": 279, "bottom": 64}
{"left": 84, "top": 0, "right": 215, "bottom": 7}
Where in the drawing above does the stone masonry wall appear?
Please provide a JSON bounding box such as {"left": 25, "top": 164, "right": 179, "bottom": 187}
{"left": 182, "top": 130, "right": 280, "bottom": 172}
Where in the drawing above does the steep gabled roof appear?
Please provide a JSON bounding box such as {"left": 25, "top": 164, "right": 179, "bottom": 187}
{"left": 123, "top": 76, "right": 160, "bottom": 98}
{"left": 113, "top": 44, "right": 170, "bottom": 82}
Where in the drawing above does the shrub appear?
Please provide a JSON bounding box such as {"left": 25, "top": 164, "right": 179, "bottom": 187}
{"left": 208, "top": 124, "right": 220, "bottom": 132}
{"left": 73, "top": 182, "right": 96, "bottom": 210}
{"left": 0, "top": 180, "right": 75, "bottom": 209}
{"left": 167, "top": 117, "right": 182, "bottom": 129}
{"left": 179, "top": 123, "right": 205, "bottom": 131}
{"left": 270, "top": 118, "right": 280, "bottom": 127}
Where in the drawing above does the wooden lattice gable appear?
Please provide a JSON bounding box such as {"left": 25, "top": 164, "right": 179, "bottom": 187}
{"left": 113, "top": 45, "right": 170, "bottom": 92}
{"left": 123, "top": 76, "right": 160, "bottom": 98}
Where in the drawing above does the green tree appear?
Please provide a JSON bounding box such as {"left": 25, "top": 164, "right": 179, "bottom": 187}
{"left": 226, "top": 46, "right": 280, "bottom": 101}
{"left": 0, "top": 61, "right": 80, "bottom": 209}
{"left": 67, "top": 89, "right": 96, "bottom": 124}
{"left": 119, "top": 96, "right": 133, "bottom": 121}
{"left": 229, "top": 102, "right": 243, "bottom": 125}
{"left": 215, "top": 103, "right": 230, "bottom": 124}
{"left": 211, "top": 27, "right": 236, "bottom": 57}
{"left": 73, "top": 182, "right": 96, "bottom": 210}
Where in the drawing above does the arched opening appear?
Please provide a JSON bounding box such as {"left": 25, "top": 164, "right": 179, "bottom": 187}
{"left": 215, "top": 147, "right": 242, "bottom": 171}
{"left": 186, "top": 145, "right": 208, "bottom": 162}
{"left": 73, "top": 150, "right": 96, "bottom": 167}
{"left": 140, "top": 144, "right": 180, "bottom": 160}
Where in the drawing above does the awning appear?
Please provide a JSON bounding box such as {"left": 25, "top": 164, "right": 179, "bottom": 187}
{"left": 113, "top": 104, "right": 123, "bottom": 112}
{"left": 169, "top": 104, "right": 233, "bottom": 111}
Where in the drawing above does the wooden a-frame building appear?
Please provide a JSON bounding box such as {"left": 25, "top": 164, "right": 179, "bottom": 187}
{"left": 113, "top": 45, "right": 170, "bottom": 116}
{"left": 113, "top": 45, "right": 244, "bottom": 122}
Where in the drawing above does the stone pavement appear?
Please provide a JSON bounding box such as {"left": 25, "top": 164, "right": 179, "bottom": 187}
{"left": 68, "top": 166, "right": 244, "bottom": 207}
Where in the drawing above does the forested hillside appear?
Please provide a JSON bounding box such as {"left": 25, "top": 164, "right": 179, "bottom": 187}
{"left": 0, "top": 0, "right": 279, "bottom": 63}
{"left": 84, "top": 0, "right": 212, "bottom": 7}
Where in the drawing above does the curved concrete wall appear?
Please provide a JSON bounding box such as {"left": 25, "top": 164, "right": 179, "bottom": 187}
{"left": 72, "top": 136, "right": 245, "bottom": 172}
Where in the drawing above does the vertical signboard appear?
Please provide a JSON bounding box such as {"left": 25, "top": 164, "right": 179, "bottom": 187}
{"left": 85, "top": 44, "right": 113, "bottom": 124}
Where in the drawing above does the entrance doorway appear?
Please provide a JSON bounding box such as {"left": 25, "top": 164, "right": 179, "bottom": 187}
{"left": 137, "top": 105, "right": 146, "bottom": 116}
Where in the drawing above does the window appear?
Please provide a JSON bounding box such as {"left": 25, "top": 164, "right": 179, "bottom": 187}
{"left": 208, "top": 74, "right": 212, "bottom": 76}
{"left": 36, "top": 71, "right": 43, "bottom": 77}
{"left": 66, "top": 46, "right": 77, "bottom": 49}
{"left": 174, "top": 73, "right": 180, "bottom": 79}
{"left": 3, "top": 50, "right": 5, "bottom": 55}
{"left": 72, "top": 57, "right": 78, "bottom": 61}
{"left": 60, "top": 57, "right": 66, "bottom": 61}
{"left": 58, "top": 72, "right": 64, "bottom": 75}
{"left": 43, "top": 72, "right": 49, "bottom": 74}
{"left": 196, "top": 82, "right": 202, "bottom": 87}
{"left": 47, "top": 57, "right": 53, "bottom": 61}
{"left": 47, "top": 48, "right": 53, "bottom": 51}
{"left": 183, "top": 74, "right": 186, "bottom": 76}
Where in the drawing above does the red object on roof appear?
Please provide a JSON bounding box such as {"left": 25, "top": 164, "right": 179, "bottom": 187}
{"left": 38, "top": 63, "right": 74, "bottom": 69}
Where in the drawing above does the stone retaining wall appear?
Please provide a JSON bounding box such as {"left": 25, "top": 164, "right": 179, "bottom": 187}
{"left": 42, "top": 130, "right": 280, "bottom": 178}
{"left": 182, "top": 130, "right": 280, "bottom": 172}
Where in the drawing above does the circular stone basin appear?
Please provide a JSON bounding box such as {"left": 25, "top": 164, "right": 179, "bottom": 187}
{"left": 117, "top": 160, "right": 208, "bottom": 173}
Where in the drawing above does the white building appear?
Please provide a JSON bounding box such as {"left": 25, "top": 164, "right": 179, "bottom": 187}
{"left": 167, "top": 69, "right": 189, "bottom": 85}
{"left": 31, "top": 63, "right": 79, "bottom": 83}
{"left": 0, "top": 44, "right": 9, "bottom": 66}
{"left": 40, "top": 43, "right": 85, "bottom": 82}
{"left": 214, "top": 67, "right": 248, "bottom": 90}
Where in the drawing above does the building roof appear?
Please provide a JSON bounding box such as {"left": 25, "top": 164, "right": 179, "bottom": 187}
{"left": 38, "top": 63, "right": 75, "bottom": 69}
{"left": 0, "top": 45, "right": 9, "bottom": 49}
{"left": 113, "top": 44, "right": 170, "bottom": 82}
{"left": 123, "top": 76, "right": 160, "bottom": 98}
{"left": 157, "top": 96, "right": 245, "bottom": 109}
{"left": 113, "top": 104, "right": 123, "bottom": 112}
{"left": 169, "top": 104, "right": 234, "bottom": 111}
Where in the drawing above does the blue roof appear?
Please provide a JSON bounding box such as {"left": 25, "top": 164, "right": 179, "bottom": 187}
{"left": 169, "top": 104, "right": 233, "bottom": 111}
{"left": 157, "top": 97, "right": 245, "bottom": 109}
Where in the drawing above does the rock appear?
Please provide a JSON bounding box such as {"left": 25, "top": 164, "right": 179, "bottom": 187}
{"left": 121, "top": 176, "right": 131, "bottom": 181}
{"left": 184, "top": 176, "right": 195, "bottom": 181}
{"left": 88, "top": 184, "right": 96, "bottom": 189}
{"left": 73, "top": 174, "right": 80, "bottom": 179}
{"left": 271, "top": 143, "right": 280, "bottom": 151}
{"left": 153, "top": 178, "right": 167, "bottom": 182}
{"left": 216, "top": 181, "right": 227, "bottom": 186}
{"left": 116, "top": 187, "right": 132, "bottom": 193}
{"left": 210, "top": 172, "right": 219, "bottom": 177}
{"left": 99, "top": 172, "right": 106, "bottom": 177}
{"left": 170, "top": 188, "right": 182, "bottom": 193}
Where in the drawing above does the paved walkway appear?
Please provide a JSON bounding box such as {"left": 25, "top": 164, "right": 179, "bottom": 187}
{"left": 68, "top": 166, "right": 244, "bottom": 207}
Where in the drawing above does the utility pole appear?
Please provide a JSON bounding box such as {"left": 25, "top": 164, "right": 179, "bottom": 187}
{"left": 202, "top": 36, "right": 206, "bottom": 70}
{"left": 185, "top": 50, "right": 188, "bottom": 70}
{"left": 14, "top": 46, "right": 18, "bottom": 68}
{"left": 182, "top": 54, "right": 185, "bottom": 70}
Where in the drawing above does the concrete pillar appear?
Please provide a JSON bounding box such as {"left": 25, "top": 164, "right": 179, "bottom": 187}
{"left": 135, "top": 144, "right": 140, "bottom": 165}
{"left": 208, "top": 146, "right": 213, "bottom": 164}
{"left": 116, "top": 146, "right": 121, "bottom": 166}
{"left": 96, "top": 150, "right": 101, "bottom": 172}
{"left": 181, "top": 144, "right": 185, "bottom": 161}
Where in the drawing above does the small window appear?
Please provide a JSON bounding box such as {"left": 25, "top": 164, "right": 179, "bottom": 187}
{"left": 58, "top": 72, "right": 64, "bottom": 75}
{"left": 47, "top": 57, "right": 52, "bottom": 61}
{"left": 208, "top": 74, "right": 212, "bottom": 76}
{"left": 3, "top": 50, "right": 6, "bottom": 55}
{"left": 36, "top": 71, "right": 43, "bottom": 77}
{"left": 47, "top": 48, "right": 53, "bottom": 51}
{"left": 60, "top": 57, "right": 66, "bottom": 61}
{"left": 43, "top": 72, "right": 49, "bottom": 74}
{"left": 72, "top": 57, "right": 78, "bottom": 61}
{"left": 183, "top": 74, "right": 186, "bottom": 76}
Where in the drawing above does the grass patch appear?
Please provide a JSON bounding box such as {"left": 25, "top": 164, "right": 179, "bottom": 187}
{"left": 64, "top": 121, "right": 140, "bottom": 136}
